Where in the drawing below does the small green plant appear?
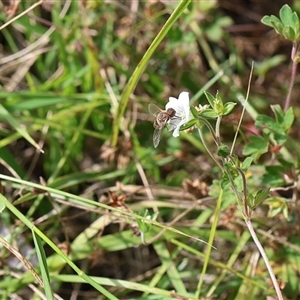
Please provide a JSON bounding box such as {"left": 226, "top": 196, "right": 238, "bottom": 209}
{"left": 261, "top": 4, "right": 300, "bottom": 42}
{"left": 262, "top": 4, "right": 300, "bottom": 111}
{"left": 143, "top": 4, "right": 300, "bottom": 299}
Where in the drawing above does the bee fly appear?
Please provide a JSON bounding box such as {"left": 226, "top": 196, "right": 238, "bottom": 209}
{"left": 148, "top": 103, "right": 176, "bottom": 148}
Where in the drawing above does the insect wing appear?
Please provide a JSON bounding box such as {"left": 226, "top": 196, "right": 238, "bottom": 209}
{"left": 168, "top": 117, "right": 180, "bottom": 131}
{"left": 153, "top": 127, "right": 163, "bottom": 148}
{"left": 148, "top": 103, "right": 162, "bottom": 117}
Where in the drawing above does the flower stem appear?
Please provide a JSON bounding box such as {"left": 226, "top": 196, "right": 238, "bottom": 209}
{"left": 197, "top": 128, "right": 223, "bottom": 170}
{"left": 284, "top": 41, "right": 298, "bottom": 112}
{"left": 215, "top": 116, "right": 222, "bottom": 145}
{"left": 245, "top": 219, "right": 284, "bottom": 300}
{"left": 236, "top": 167, "right": 250, "bottom": 218}
{"left": 198, "top": 116, "right": 219, "bottom": 147}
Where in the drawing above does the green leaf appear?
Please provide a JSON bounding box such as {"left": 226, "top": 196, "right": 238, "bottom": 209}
{"left": 220, "top": 173, "right": 231, "bottom": 190}
{"left": 265, "top": 196, "right": 289, "bottom": 219}
{"left": 261, "top": 15, "right": 284, "bottom": 35}
{"left": 0, "top": 201, "right": 5, "bottom": 213}
{"left": 214, "top": 91, "right": 224, "bottom": 114}
{"left": 206, "top": 16, "right": 233, "bottom": 41}
{"left": 270, "top": 104, "right": 284, "bottom": 123}
{"left": 180, "top": 118, "right": 197, "bottom": 131}
{"left": 199, "top": 109, "right": 218, "bottom": 118}
{"left": 204, "top": 91, "right": 215, "bottom": 108}
{"left": 270, "top": 105, "right": 294, "bottom": 133}
{"left": 260, "top": 16, "right": 271, "bottom": 26}
{"left": 32, "top": 231, "right": 54, "bottom": 299}
{"left": 262, "top": 5, "right": 300, "bottom": 41}
{"left": 241, "top": 157, "right": 253, "bottom": 171}
{"left": 190, "top": 106, "right": 199, "bottom": 118}
{"left": 256, "top": 115, "right": 285, "bottom": 135}
{"left": 249, "top": 188, "right": 270, "bottom": 209}
{"left": 283, "top": 107, "right": 294, "bottom": 130}
{"left": 135, "top": 210, "right": 159, "bottom": 234}
{"left": 279, "top": 4, "right": 300, "bottom": 41}
{"left": 292, "top": 12, "right": 300, "bottom": 36}
{"left": 136, "top": 216, "right": 151, "bottom": 233}
{"left": 248, "top": 194, "right": 255, "bottom": 210}
{"left": 258, "top": 109, "right": 288, "bottom": 144}
{"left": 209, "top": 179, "right": 236, "bottom": 207}
{"left": 254, "top": 55, "right": 286, "bottom": 76}
{"left": 262, "top": 165, "right": 286, "bottom": 187}
{"left": 282, "top": 26, "right": 296, "bottom": 41}
{"left": 5, "top": 97, "right": 70, "bottom": 111}
{"left": 261, "top": 15, "right": 281, "bottom": 28}
{"left": 242, "top": 135, "right": 269, "bottom": 161}
{"left": 269, "top": 206, "right": 283, "bottom": 218}
{"left": 223, "top": 102, "right": 237, "bottom": 115}
{"left": 272, "top": 21, "right": 284, "bottom": 35}
{"left": 280, "top": 4, "right": 295, "bottom": 27}
{"left": 273, "top": 132, "right": 287, "bottom": 145}
{"left": 217, "top": 144, "right": 230, "bottom": 158}
{"left": 295, "top": 53, "right": 300, "bottom": 63}
{"left": 0, "top": 104, "right": 44, "bottom": 153}
{"left": 278, "top": 157, "right": 293, "bottom": 169}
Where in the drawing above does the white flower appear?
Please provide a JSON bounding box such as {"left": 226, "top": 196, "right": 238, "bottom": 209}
{"left": 165, "top": 91, "right": 191, "bottom": 137}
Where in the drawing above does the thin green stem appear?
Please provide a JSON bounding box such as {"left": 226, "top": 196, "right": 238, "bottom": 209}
{"left": 236, "top": 167, "right": 250, "bottom": 218}
{"left": 198, "top": 116, "right": 219, "bottom": 146}
{"left": 230, "top": 62, "right": 254, "bottom": 155}
{"left": 195, "top": 189, "right": 223, "bottom": 298}
{"left": 197, "top": 128, "right": 223, "bottom": 170}
{"left": 284, "top": 41, "right": 298, "bottom": 112}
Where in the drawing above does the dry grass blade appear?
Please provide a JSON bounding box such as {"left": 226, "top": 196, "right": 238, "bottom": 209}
{"left": 0, "top": 0, "right": 43, "bottom": 31}
{"left": 0, "top": 235, "right": 44, "bottom": 287}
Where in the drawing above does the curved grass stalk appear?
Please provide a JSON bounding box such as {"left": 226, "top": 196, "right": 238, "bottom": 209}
{"left": 0, "top": 193, "right": 118, "bottom": 299}
{"left": 111, "top": 0, "right": 191, "bottom": 147}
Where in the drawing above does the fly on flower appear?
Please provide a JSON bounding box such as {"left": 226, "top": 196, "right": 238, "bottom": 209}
{"left": 148, "top": 103, "right": 176, "bottom": 148}
{"left": 166, "top": 91, "right": 192, "bottom": 138}
{"left": 148, "top": 92, "right": 192, "bottom": 148}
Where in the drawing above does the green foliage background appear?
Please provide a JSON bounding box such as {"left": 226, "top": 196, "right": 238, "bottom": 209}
{"left": 0, "top": 1, "right": 300, "bottom": 299}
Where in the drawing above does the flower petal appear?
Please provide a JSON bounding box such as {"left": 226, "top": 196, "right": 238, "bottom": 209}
{"left": 165, "top": 91, "right": 191, "bottom": 138}
{"left": 172, "top": 119, "right": 186, "bottom": 137}
{"left": 172, "top": 125, "right": 180, "bottom": 137}
{"left": 178, "top": 92, "right": 189, "bottom": 107}
{"left": 166, "top": 97, "right": 181, "bottom": 111}
{"left": 168, "top": 117, "right": 181, "bottom": 131}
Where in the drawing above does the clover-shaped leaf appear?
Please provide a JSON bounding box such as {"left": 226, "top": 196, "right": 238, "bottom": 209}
{"left": 280, "top": 4, "right": 299, "bottom": 28}
{"left": 261, "top": 4, "right": 300, "bottom": 41}
{"left": 282, "top": 26, "right": 297, "bottom": 41}
{"left": 261, "top": 15, "right": 283, "bottom": 34}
